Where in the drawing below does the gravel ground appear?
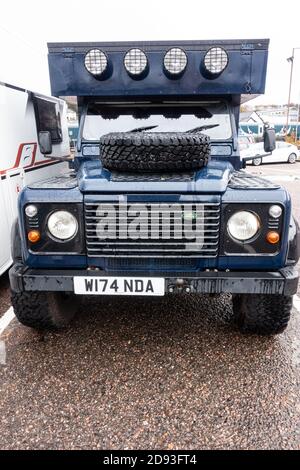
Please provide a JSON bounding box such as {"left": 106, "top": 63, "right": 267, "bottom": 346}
{"left": 1, "top": 294, "right": 300, "bottom": 450}
{"left": 0, "top": 273, "right": 10, "bottom": 317}
{"left": 0, "top": 162, "right": 299, "bottom": 450}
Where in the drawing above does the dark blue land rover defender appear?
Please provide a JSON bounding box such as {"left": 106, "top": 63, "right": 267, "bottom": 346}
{"left": 9, "top": 40, "right": 300, "bottom": 334}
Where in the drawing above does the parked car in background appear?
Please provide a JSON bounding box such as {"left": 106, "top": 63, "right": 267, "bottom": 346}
{"left": 241, "top": 141, "right": 300, "bottom": 166}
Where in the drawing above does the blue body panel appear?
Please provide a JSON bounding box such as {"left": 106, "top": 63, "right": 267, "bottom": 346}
{"left": 47, "top": 40, "right": 269, "bottom": 98}
{"left": 18, "top": 160, "right": 291, "bottom": 272}
{"left": 78, "top": 159, "right": 234, "bottom": 194}
{"left": 18, "top": 187, "right": 86, "bottom": 269}
{"left": 219, "top": 188, "right": 291, "bottom": 270}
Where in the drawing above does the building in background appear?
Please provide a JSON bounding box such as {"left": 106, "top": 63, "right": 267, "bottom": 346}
{"left": 239, "top": 105, "right": 300, "bottom": 142}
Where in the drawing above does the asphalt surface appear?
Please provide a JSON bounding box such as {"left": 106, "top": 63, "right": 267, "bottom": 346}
{"left": 0, "top": 162, "right": 300, "bottom": 450}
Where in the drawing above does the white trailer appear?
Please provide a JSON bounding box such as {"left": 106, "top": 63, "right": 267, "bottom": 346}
{"left": 0, "top": 82, "right": 70, "bottom": 275}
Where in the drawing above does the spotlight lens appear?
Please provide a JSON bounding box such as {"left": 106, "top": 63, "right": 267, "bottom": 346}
{"left": 204, "top": 47, "right": 228, "bottom": 74}
{"left": 269, "top": 205, "right": 282, "bottom": 218}
{"left": 164, "top": 48, "right": 187, "bottom": 75}
{"left": 84, "top": 49, "right": 108, "bottom": 76}
{"left": 25, "top": 205, "right": 38, "bottom": 218}
{"left": 124, "top": 48, "right": 148, "bottom": 75}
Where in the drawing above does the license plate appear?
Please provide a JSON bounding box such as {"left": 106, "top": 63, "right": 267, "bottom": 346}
{"left": 73, "top": 276, "right": 165, "bottom": 296}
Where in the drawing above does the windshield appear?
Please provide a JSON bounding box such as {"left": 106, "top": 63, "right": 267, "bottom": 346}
{"left": 82, "top": 101, "right": 232, "bottom": 141}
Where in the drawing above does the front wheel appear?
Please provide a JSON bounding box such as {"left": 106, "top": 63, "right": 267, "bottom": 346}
{"left": 288, "top": 153, "right": 297, "bottom": 164}
{"left": 252, "top": 156, "right": 262, "bottom": 166}
{"left": 232, "top": 293, "right": 293, "bottom": 335}
{"left": 11, "top": 291, "right": 78, "bottom": 330}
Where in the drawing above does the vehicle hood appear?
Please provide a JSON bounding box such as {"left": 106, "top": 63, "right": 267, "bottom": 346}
{"left": 77, "top": 159, "right": 234, "bottom": 194}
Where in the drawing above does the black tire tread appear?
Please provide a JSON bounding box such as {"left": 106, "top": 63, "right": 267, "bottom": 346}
{"left": 232, "top": 294, "right": 293, "bottom": 335}
{"left": 11, "top": 291, "right": 76, "bottom": 330}
{"left": 100, "top": 132, "right": 211, "bottom": 172}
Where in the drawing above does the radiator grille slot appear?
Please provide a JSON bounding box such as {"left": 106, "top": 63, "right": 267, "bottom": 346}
{"left": 85, "top": 202, "right": 220, "bottom": 258}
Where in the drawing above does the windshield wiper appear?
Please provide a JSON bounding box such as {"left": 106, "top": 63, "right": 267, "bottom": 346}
{"left": 187, "top": 124, "right": 220, "bottom": 133}
{"left": 128, "top": 123, "right": 219, "bottom": 133}
{"left": 129, "top": 125, "right": 158, "bottom": 132}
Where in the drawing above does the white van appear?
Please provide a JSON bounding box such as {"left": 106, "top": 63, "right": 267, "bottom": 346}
{"left": 0, "top": 82, "right": 70, "bottom": 275}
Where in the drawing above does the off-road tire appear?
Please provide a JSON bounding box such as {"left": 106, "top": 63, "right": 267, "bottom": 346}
{"left": 232, "top": 294, "right": 293, "bottom": 335}
{"left": 288, "top": 153, "right": 297, "bottom": 164}
{"left": 11, "top": 291, "right": 77, "bottom": 330}
{"left": 100, "top": 132, "right": 211, "bottom": 172}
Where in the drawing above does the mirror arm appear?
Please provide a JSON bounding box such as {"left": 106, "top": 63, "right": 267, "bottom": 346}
{"left": 242, "top": 152, "right": 272, "bottom": 163}
{"left": 47, "top": 155, "right": 72, "bottom": 162}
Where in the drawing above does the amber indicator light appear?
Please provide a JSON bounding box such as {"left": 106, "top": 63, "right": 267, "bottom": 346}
{"left": 266, "top": 231, "right": 280, "bottom": 244}
{"left": 28, "top": 230, "right": 41, "bottom": 243}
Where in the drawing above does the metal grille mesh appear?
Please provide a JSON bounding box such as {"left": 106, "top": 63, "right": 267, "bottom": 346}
{"left": 84, "top": 49, "right": 107, "bottom": 75}
{"left": 164, "top": 48, "right": 187, "bottom": 74}
{"left": 85, "top": 202, "right": 220, "bottom": 258}
{"left": 124, "top": 48, "right": 148, "bottom": 75}
{"left": 204, "top": 47, "right": 228, "bottom": 74}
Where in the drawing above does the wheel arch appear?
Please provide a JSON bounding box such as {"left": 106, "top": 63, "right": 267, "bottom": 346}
{"left": 287, "top": 215, "right": 300, "bottom": 265}
{"left": 10, "top": 219, "right": 23, "bottom": 263}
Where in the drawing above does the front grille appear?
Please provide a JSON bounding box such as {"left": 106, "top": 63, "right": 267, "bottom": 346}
{"left": 85, "top": 202, "right": 220, "bottom": 258}
{"left": 106, "top": 258, "right": 198, "bottom": 270}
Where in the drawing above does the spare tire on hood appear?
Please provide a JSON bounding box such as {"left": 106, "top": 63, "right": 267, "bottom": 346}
{"left": 100, "top": 132, "right": 211, "bottom": 172}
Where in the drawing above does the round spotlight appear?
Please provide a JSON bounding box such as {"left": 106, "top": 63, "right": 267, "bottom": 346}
{"left": 269, "top": 205, "right": 282, "bottom": 219}
{"left": 163, "top": 48, "right": 187, "bottom": 76}
{"left": 227, "top": 211, "right": 260, "bottom": 242}
{"left": 47, "top": 211, "right": 78, "bottom": 241}
{"left": 84, "top": 49, "right": 108, "bottom": 76}
{"left": 25, "top": 205, "right": 38, "bottom": 218}
{"left": 204, "top": 47, "right": 228, "bottom": 75}
{"left": 124, "top": 48, "right": 148, "bottom": 76}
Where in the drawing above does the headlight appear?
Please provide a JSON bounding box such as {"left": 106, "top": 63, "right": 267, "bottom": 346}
{"left": 204, "top": 47, "right": 228, "bottom": 75}
{"left": 227, "top": 211, "right": 260, "bottom": 241}
{"left": 47, "top": 211, "right": 78, "bottom": 241}
{"left": 163, "top": 47, "right": 187, "bottom": 75}
{"left": 124, "top": 48, "right": 148, "bottom": 76}
{"left": 84, "top": 49, "right": 108, "bottom": 76}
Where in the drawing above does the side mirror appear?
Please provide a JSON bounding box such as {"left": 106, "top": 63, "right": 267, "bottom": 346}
{"left": 263, "top": 128, "right": 276, "bottom": 153}
{"left": 38, "top": 131, "right": 52, "bottom": 155}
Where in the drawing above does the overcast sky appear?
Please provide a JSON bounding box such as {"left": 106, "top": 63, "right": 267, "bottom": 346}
{"left": 1, "top": 0, "right": 300, "bottom": 106}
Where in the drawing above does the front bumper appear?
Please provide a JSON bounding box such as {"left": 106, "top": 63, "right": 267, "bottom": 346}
{"left": 9, "top": 263, "right": 299, "bottom": 296}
